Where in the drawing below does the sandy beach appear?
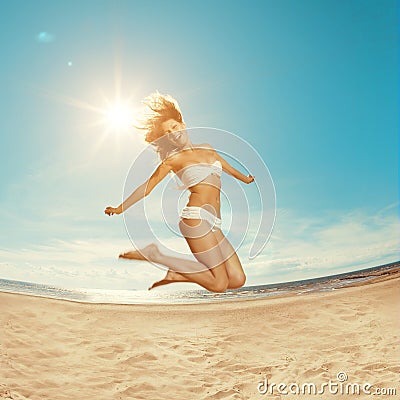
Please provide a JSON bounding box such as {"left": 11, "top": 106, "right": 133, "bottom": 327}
{"left": 0, "top": 275, "right": 399, "bottom": 400}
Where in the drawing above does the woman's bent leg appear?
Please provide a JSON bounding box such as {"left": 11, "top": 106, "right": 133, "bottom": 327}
{"left": 147, "top": 218, "right": 230, "bottom": 292}
{"left": 175, "top": 218, "right": 229, "bottom": 292}
{"left": 150, "top": 228, "right": 246, "bottom": 290}
{"left": 212, "top": 229, "right": 246, "bottom": 289}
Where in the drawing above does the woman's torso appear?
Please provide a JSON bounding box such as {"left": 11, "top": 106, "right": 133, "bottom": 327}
{"left": 168, "top": 146, "right": 222, "bottom": 217}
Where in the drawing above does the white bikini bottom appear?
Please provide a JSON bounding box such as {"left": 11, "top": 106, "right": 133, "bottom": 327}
{"left": 180, "top": 206, "right": 221, "bottom": 232}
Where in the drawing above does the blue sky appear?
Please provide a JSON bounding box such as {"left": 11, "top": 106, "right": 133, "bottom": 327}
{"left": 0, "top": 0, "right": 398, "bottom": 291}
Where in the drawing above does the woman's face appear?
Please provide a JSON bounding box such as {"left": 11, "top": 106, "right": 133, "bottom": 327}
{"left": 161, "top": 119, "right": 189, "bottom": 147}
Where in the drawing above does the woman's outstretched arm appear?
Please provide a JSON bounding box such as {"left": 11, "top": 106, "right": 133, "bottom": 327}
{"left": 212, "top": 148, "right": 254, "bottom": 184}
{"left": 104, "top": 161, "right": 173, "bottom": 216}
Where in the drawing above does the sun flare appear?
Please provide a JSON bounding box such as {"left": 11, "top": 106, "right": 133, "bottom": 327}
{"left": 106, "top": 102, "right": 133, "bottom": 131}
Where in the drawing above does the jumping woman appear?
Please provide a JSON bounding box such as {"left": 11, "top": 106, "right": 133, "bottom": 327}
{"left": 104, "top": 93, "right": 254, "bottom": 292}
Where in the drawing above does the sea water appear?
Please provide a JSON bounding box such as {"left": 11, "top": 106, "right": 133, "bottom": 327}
{"left": 0, "top": 261, "right": 398, "bottom": 305}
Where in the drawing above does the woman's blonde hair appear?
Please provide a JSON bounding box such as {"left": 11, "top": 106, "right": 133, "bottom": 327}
{"left": 136, "top": 92, "right": 184, "bottom": 161}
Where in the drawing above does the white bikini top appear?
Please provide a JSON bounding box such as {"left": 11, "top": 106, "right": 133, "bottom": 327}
{"left": 175, "top": 160, "right": 222, "bottom": 189}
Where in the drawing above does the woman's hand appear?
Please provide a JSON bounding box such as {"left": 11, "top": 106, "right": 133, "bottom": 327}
{"left": 245, "top": 175, "right": 255, "bottom": 184}
{"left": 104, "top": 205, "right": 122, "bottom": 216}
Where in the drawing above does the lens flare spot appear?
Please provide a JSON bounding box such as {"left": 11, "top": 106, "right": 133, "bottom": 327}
{"left": 36, "top": 32, "right": 55, "bottom": 43}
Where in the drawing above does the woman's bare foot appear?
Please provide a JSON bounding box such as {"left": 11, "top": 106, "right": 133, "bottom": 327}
{"left": 119, "top": 243, "right": 161, "bottom": 262}
{"left": 148, "top": 270, "right": 189, "bottom": 290}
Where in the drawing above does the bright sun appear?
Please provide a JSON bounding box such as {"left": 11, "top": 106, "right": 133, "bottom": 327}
{"left": 106, "top": 102, "right": 133, "bottom": 130}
